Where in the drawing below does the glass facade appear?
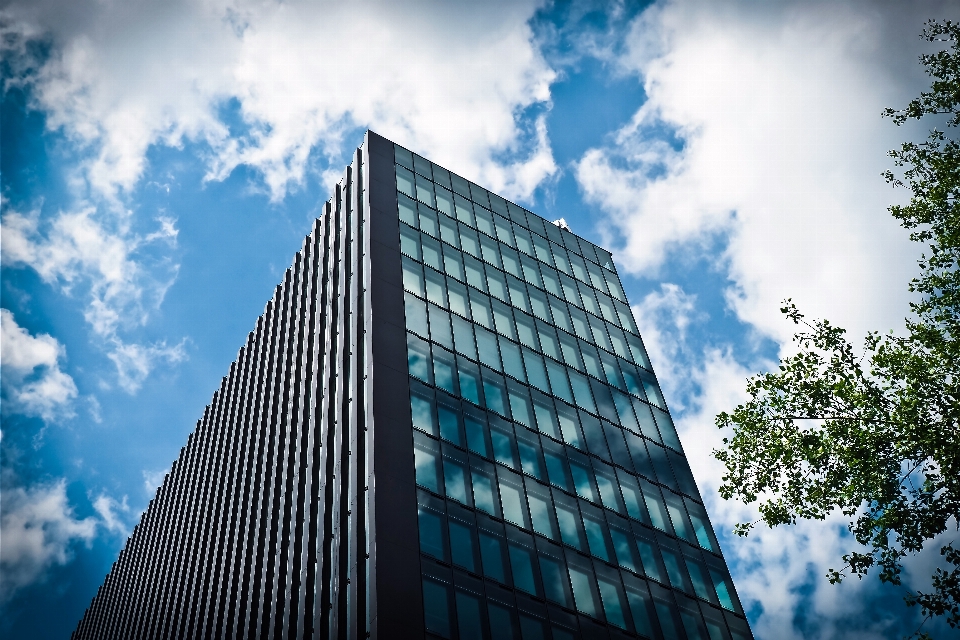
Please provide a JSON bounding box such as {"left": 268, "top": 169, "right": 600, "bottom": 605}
{"left": 72, "top": 131, "right": 751, "bottom": 640}
{"left": 394, "top": 144, "right": 751, "bottom": 640}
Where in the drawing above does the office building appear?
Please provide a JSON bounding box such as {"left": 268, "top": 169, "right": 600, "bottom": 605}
{"left": 73, "top": 131, "right": 752, "bottom": 640}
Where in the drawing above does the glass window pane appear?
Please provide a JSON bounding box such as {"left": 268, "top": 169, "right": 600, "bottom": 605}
{"left": 589, "top": 316, "right": 611, "bottom": 352}
{"left": 464, "top": 407, "right": 490, "bottom": 457}
{"left": 685, "top": 555, "right": 718, "bottom": 604}
{"left": 552, "top": 244, "right": 571, "bottom": 275}
{"left": 522, "top": 349, "right": 550, "bottom": 393}
{"left": 531, "top": 392, "right": 560, "bottom": 441}
{"left": 449, "top": 518, "right": 479, "bottom": 572}
{"left": 405, "top": 292, "right": 429, "bottom": 338}
{"left": 653, "top": 408, "right": 683, "bottom": 452}
{"left": 536, "top": 322, "right": 561, "bottom": 361}
{"left": 541, "top": 267, "right": 562, "bottom": 297}
{"left": 665, "top": 491, "right": 696, "bottom": 544}
{"left": 508, "top": 543, "right": 540, "bottom": 596}
{"left": 520, "top": 255, "right": 542, "bottom": 288}
{"left": 470, "top": 290, "right": 493, "bottom": 328}
{"left": 402, "top": 256, "right": 424, "bottom": 297}
{"left": 532, "top": 233, "right": 553, "bottom": 265}
{"left": 708, "top": 566, "right": 739, "bottom": 612}
{"left": 444, "top": 450, "right": 472, "bottom": 506}
{"left": 399, "top": 193, "right": 418, "bottom": 228}
{"left": 458, "top": 356, "right": 483, "bottom": 406}
{"left": 455, "top": 591, "right": 484, "bottom": 640}
{"left": 460, "top": 223, "right": 480, "bottom": 258}
{"left": 438, "top": 400, "right": 463, "bottom": 446}
{"left": 482, "top": 369, "right": 509, "bottom": 417}
{"left": 414, "top": 433, "right": 442, "bottom": 493}
{"left": 494, "top": 214, "right": 515, "bottom": 247}
{"left": 464, "top": 255, "right": 487, "bottom": 292}
{"left": 685, "top": 498, "right": 719, "bottom": 553}
{"left": 475, "top": 206, "right": 495, "bottom": 237}
{"left": 529, "top": 289, "right": 550, "bottom": 322}
{"left": 519, "top": 614, "right": 547, "bottom": 640}
{"left": 407, "top": 333, "right": 432, "bottom": 383}
{"left": 546, "top": 361, "right": 573, "bottom": 404}
{"left": 566, "top": 558, "right": 601, "bottom": 618}
{"left": 609, "top": 526, "right": 639, "bottom": 573}
{"left": 487, "top": 268, "right": 509, "bottom": 303}
{"left": 395, "top": 145, "right": 413, "bottom": 168}
{"left": 448, "top": 280, "right": 470, "bottom": 319}
{"left": 568, "top": 454, "right": 597, "bottom": 503}
{"left": 616, "top": 469, "right": 648, "bottom": 524}
{"left": 501, "top": 246, "right": 521, "bottom": 277}
{"left": 433, "top": 347, "right": 458, "bottom": 395}
{"left": 480, "top": 234, "right": 502, "bottom": 268}
{"left": 498, "top": 469, "right": 530, "bottom": 529}
{"left": 479, "top": 527, "right": 509, "bottom": 583}
{"left": 400, "top": 223, "right": 420, "bottom": 259}
{"left": 422, "top": 577, "right": 452, "bottom": 638}
{"left": 420, "top": 204, "right": 439, "bottom": 238}
{"left": 525, "top": 479, "right": 557, "bottom": 540}
{"left": 415, "top": 174, "right": 435, "bottom": 208}
{"left": 641, "top": 480, "right": 674, "bottom": 534}
{"left": 489, "top": 417, "right": 518, "bottom": 469}
{"left": 425, "top": 267, "right": 447, "bottom": 306}
{"left": 452, "top": 316, "right": 478, "bottom": 360}
{"left": 581, "top": 505, "right": 611, "bottom": 562}
{"left": 486, "top": 299, "right": 513, "bottom": 338}
{"left": 556, "top": 403, "right": 582, "bottom": 449}
{"left": 472, "top": 461, "right": 502, "bottom": 518}
{"left": 508, "top": 277, "right": 530, "bottom": 313}
{"left": 635, "top": 531, "right": 666, "bottom": 584}
{"left": 410, "top": 387, "right": 437, "bottom": 436}
{"left": 661, "top": 544, "right": 692, "bottom": 593}
{"left": 514, "top": 225, "right": 534, "bottom": 257}
{"left": 594, "top": 460, "right": 626, "bottom": 515}
{"left": 538, "top": 545, "right": 573, "bottom": 608}
{"left": 550, "top": 297, "right": 573, "bottom": 334}
{"left": 443, "top": 244, "right": 464, "bottom": 281}
{"left": 418, "top": 504, "right": 447, "bottom": 561}
{"left": 475, "top": 327, "right": 501, "bottom": 371}
{"left": 454, "top": 193, "right": 475, "bottom": 225}
{"left": 507, "top": 382, "right": 534, "bottom": 429}
{"left": 429, "top": 304, "right": 453, "bottom": 350}
{"left": 436, "top": 185, "right": 454, "bottom": 217}
{"left": 516, "top": 429, "right": 545, "bottom": 480}
{"left": 622, "top": 575, "right": 657, "bottom": 638}
{"left": 568, "top": 371, "right": 597, "bottom": 415}
{"left": 553, "top": 491, "right": 585, "bottom": 551}
{"left": 581, "top": 411, "right": 611, "bottom": 461}
{"left": 595, "top": 568, "right": 628, "bottom": 629}
{"left": 543, "top": 441, "right": 573, "bottom": 493}
{"left": 487, "top": 602, "right": 517, "bottom": 640}
{"left": 396, "top": 165, "right": 415, "bottom": 198}
{"left": 500, "top": 338, "right": 526, "bottom": 383}
{"left": 570, "top": 308, "right": 591, "bottom": 342}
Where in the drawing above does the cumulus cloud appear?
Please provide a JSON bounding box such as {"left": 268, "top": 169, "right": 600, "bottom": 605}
{"left": 1, "top": 204, "right": 183, "bottom": 391}
{"left": 91, "top": 493, "right": 130, "bottom": 536}
{"left": 2, "top": 0, "right": 558, "bottom": 203}
{"left": 0, "top": 479, "right": 97, "bottom": 602}
{"left": 0, "top": 308, "right": 78, "bottom": 421}
{"left": 142, "top": 468, "right": 167, "bottom": 495}
{"left": 577, "top": 0, "right": 960, "bottom": 345}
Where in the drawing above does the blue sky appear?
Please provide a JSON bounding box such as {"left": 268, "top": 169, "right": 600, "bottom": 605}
{"left": 2, "top": 1, "right": 959, "bottom": 638}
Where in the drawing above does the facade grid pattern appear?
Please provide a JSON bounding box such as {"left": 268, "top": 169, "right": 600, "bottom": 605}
{"left": 72, "top": 131, "right": 752, "bottom": 640}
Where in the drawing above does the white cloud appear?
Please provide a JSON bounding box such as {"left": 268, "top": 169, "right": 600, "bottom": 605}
{"left": 577, "top": 0, "right": 960, "bottom": 346}
{"left": 108, "top": 338, "right": 187, "bottom": 393}
{"left": 0, "top": 479, "right": 97, "bottom": 602}
{"left": 0, "top": 309, "right": 78, "bottom": 421}
{"left": 91, "top": 493, "right": 130, "bottom": 536}
{"left": 3, "top": 0, "right": 558, "bottom": 204}
{"left": 142, "top": 469, "right": 167, "bottom": 495}
{"left": 2, "top": 204, "right": 183, "bottom": 391}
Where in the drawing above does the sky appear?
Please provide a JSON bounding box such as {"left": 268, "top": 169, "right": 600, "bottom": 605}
{"left": 1, "top": 0, "right": 959, "bottom": 638}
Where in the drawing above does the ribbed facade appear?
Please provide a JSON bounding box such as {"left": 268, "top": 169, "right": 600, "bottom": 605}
{"left": 74, "top": 131, "right": 753, "bottom": 640}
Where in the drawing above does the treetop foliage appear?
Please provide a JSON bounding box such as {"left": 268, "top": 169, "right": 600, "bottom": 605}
{"left": 715, "top": 20, "right": 960, "bottom": 638}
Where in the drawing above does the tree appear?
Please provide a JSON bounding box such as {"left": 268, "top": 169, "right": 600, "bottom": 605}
{"left": 715, "top": 20, "right": 960, "bottom": 639}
